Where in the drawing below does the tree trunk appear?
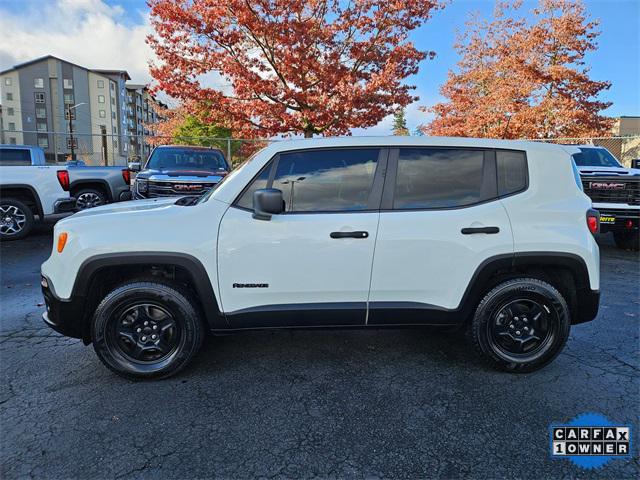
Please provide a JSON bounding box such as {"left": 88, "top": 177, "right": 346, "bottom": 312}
{"left": 304, "top": 129, "right": 314, "bottom": 138}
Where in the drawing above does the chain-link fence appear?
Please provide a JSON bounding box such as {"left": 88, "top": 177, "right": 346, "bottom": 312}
{"left": 527, "top": 136, "right": 640, "bottom": 167}
{"left": 3, "top": 128, "right": 639, "bottom": 168}
{"left": 0, "top": 129, "right": 274, "bottom": 167}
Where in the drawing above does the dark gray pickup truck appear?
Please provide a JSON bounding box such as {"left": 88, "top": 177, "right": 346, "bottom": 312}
{"left": 67, "top": 164, "right": 132, "bottom": 210}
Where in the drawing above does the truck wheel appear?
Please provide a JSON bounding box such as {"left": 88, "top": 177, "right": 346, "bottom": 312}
{"left": 92, "top": 281, "right": 205, "bottom": 380}
{"left": 0, "top": 198, "right": 34, "bottom": 240}
{"left": 75, "top": 188, "right": 106, "bottom": 210}
{"left": 468, "top": 278, "right": 570, "bottom": 373}
{"left": 613, "top": 231, "right": 639, "bottom": 251}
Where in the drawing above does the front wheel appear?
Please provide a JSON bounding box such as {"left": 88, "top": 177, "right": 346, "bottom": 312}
{"left": 613, "top": 230, "right": 639, "bottom": 251}
{"left": 468, "top": 278, "right": 571, "bottom": 373}
{"left": 92, "top": 281, "right": 205, "bottom": 379}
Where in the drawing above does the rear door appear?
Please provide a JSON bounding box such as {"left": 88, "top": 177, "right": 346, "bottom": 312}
{"left": 217, "top": 147, "right": 387, "bottom": 327}
{"left": 368, "top": 147, "right": 521, "bottom": 324}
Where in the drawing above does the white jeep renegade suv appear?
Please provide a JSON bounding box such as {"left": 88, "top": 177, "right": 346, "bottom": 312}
{"left": 41, "top": 137, "right": 600, "bottom": 379}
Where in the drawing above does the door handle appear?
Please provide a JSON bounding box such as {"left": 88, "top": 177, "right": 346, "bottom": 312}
{"left": 461, "top": 226, "right": 500, "bottom": 235}
{"left": 330, "top": 231, "right": 369, "bottom": 239}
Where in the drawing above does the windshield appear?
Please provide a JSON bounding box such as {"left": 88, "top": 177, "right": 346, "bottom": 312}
{"left": 572, "top": 148, "right": 622, "bottom": 168}
{"left": 146, "top": 147, "right": 229, "bottom": 171}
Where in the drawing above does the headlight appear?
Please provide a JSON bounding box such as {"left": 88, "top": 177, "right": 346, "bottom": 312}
{"left": 136, "top": 178, "right": 148, "bottom": 193}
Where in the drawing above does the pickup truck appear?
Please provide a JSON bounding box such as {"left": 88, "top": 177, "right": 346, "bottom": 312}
{"left": 131, "top": 145, "right": 230, "bottom": 199}
{"left": 0, "top": 145, "right": 75, "bottom": 240}
{"left": 0, "top": 144, "right": 131, "bottom": 210}
{"left": 573, "top": 145, "right": 639, "bottom": 250}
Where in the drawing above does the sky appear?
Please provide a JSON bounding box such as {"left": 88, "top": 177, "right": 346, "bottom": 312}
{"left": 0, "top": 0, "right": 638, "bottom": 135}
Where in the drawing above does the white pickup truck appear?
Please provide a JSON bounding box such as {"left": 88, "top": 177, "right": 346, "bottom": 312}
{"left": 0, "top": 145, "right": 76, "bottom": 240}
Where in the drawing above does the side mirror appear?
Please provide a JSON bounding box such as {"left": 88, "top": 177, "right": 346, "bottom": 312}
{"left": 253, "top": 188, "right": 284, "bottom": 220}
{"left": 128, "top": 162, "right": 141, "bottom": 172}
{"left": 632, "top": 159, "right": 640, "bottom": 169}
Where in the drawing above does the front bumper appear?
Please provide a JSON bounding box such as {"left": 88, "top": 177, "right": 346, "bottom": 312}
{"left": 53, "top": 197, "right": 77, "bottom": 214}
{"left": 41, "top": 275, "right": 85, "bottom": 340}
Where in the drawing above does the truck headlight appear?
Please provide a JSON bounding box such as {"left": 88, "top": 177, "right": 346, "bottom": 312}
{"left": 137, "top": 179, "right": 148, "bottom": 193}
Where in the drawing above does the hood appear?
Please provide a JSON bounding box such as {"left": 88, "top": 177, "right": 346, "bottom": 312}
{"left": 578, "top": 166, "right": 640, "bottom": 176}
{"left": 65, "top": 197, "right": 177, "bottom": 221}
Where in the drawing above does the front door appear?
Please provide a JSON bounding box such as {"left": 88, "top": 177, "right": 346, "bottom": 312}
{"left": 217, "top": 147, "right": 387, "bottom": 328}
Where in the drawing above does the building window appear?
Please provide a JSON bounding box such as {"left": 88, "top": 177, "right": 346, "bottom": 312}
{"left": 4, "top": 77, "right": 11, "bottom": 86}
{"left": 110, "top": 82, "right": 115, "bottom": 91}
{"left": 112, "top": 126, "right": 117, "bottom": 134}
{"left": 99, "top": 110, "right": 106, "bottom": 118}
{"left": 9, "top": 137, "right": 17, "bottom": 145}
{"left": 63, "top": 78, "right": 73, "bottom": 89}
{"left": 7, "top": 107, "right": 14, "bottom": 116}
{"left": 34, "top": 78, "right": 44, "bottom": 88}
{"left": 111, "top": 97, "right": 116, "bottom": 106}
{"left": 64, "top": 93, "right": 74, "bottom": 104}
{"left": 35, "top": 107, "right": 46, "bottom": 118}
{"left": 98, "top": 95, "right": 105, "bottom": 103}
{"left": 38, "top": 136, "right": 49, "bottom": 149}
{"left": 8, "top": 122, "right": 16, "bottom": 131}
{"left": 97, "top": 79, "right": 104, "bottom": 88}
{"left": 67, "top": 138, "right": 77, "bottom": 149}
{"left": 6, "top": 92, "right": 13, "bottom": 101}
{"left": 37, "top": 122, "right": 47, "bottom": 132}
{"left": 112, "top": 111, "right": 116, "bottom": 120}
{"left": 35, "top": 92, "right": 45, "bottom": 103}
{"left": 112, "top": 140, "right": 118, "bottom": 149}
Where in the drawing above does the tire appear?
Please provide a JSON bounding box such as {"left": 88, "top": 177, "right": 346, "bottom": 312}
{"left": 92, "top": 281, "right": 205, "bottom": 380}
{"left": 0, "top": 198, "right": 34, "bottom": 240}
{"left": 468, "top": 278, "right": 571, "bottom": 373}
{"left": 74, "top": 188, "right": 107, "bottom": 210}
{"left": 613, "top": 230, "right": 639, "bottom": 251}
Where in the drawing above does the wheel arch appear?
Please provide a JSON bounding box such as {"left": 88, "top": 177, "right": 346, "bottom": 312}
{"left": 460, "top": 252, "right": 597, "bottom": 325}
{"left": 0, "top": 184, "right": 43, "bottom": 217}
{"left": 70, "top": 179, "right": 112, "bottom": 202}
{"left": 72, "top": 252, "right": 226, "bottom": 342}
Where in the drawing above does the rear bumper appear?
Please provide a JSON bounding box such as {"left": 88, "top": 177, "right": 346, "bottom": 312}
{"left": 41, "top": 275, "right": 85, "bottom": 340}
{"left": 53, "top": 197, "right": 76, "bottom": 214}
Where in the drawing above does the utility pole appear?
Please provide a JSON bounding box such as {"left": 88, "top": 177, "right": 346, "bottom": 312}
{"left": 67, "top": 103, "right": 86, "bottom": 162}
{"left": 68, "top": 104, "right": 75, "bottom": 161}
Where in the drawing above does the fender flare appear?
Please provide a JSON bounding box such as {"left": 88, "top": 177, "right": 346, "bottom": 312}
{"left": 0, "top": 184, "right": 44, "bottom": 217}
{"left": 69, "top": 179, "right": 114, "bottom": 202}
{"left": 74, "top": 252, "right": 226, "bottom": 329}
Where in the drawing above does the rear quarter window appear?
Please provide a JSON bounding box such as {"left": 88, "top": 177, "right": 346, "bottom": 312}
{"left": 496, "top": 150, "right": 527, "bottom": 196}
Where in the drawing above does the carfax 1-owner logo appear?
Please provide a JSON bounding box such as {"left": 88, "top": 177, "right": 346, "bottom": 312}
{"left": 550, "top": 413, "right": 633, "bottom": 469}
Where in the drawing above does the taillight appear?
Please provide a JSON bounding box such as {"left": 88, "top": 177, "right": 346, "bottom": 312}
{"left": 56, "top": 170, "right": 70, "bottom": 191}
{"left": 122, "top": 169, "right": 131, "bottom": 185}
{"left": 587, "top": 209, "right": 599, "bottom": 235}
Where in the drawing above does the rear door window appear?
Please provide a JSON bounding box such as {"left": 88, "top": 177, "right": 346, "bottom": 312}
{"left": 496, "top": 150, "right": 527, "bottom": 196}
{"left": 393, "top": 148, "right": 486, "bottom": 209}
{"left": 0, "top": 148, "right": 31, "bottom": 166}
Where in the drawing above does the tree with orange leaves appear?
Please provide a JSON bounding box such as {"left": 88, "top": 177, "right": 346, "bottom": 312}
{"left": 424, "top": 0, "right": 613, "bottom": 139}
{"left": 148, "top": 0, "right": 442, "bottom": 138}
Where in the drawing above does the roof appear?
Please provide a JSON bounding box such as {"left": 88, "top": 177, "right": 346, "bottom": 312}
{"left": 261, "top": 135, "right": 579, "bottom": 156}
{"left": 91, "top": 69, "right": 131, "bottom": 80}
{"left": 0, "top": 54, "right": 131, "bottom": 79}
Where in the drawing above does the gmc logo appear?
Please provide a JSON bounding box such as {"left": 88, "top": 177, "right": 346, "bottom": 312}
{"left": 589, "top": 182, "right": 625, "bottom": 190}
{"left": 174, "top": 184, "right": 202, "bottom": 191}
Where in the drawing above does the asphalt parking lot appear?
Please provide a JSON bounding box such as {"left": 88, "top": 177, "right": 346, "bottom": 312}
{"left": 1, "top": 221, "right": 638, "bottom": 479}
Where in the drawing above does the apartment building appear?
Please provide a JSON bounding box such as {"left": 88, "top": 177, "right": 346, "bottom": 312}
{"left": 0, "top": 55, "right": 164, "bottom": 165}
{"left": 125, "top": 84, "right": 166, "bottom": 160}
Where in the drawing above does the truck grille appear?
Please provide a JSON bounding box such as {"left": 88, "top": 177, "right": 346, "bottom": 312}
{"left": 581, "top": 177, "right": 640, "bottom": 206}
{"left": 147, "top": 180, "right": 216, "bottom": 197}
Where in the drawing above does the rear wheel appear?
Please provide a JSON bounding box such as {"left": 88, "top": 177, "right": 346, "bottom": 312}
{"left": 0, "top": 198, "right": 34, "bottom": 240}
{"left": 468, "top": 278, "right": 570, "bottom": 373}
{"left": 613, "top": 230, "right": 639, "bottom": 251}
{"left": 92, "top": 281, "right": 204, "bottom": 379}
{"left": 75, "top": 188, "right": 107, "bottom": 210}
